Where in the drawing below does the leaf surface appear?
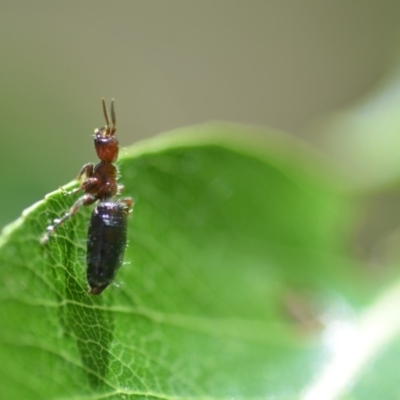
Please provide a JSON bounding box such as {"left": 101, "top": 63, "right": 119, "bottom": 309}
{"left": 0, "top": 124, "right": 385, "bottom": 399}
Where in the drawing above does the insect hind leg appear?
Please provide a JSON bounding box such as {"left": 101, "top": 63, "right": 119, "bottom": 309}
{"left": 41, "top": 194, "right": 97, "bottom": 244}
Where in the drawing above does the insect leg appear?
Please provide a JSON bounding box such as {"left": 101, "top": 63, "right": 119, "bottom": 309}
{"left": 41, "top": 194, "right": 97, "bottom": 244}
{"left": 119, "top": 197, "right": 133, "bottom": 214}
{"left": 58, "top": 163, "right": 95, "bottom": 196}
{"left": 77, "top": 163, "right": 94, "bottom": 180}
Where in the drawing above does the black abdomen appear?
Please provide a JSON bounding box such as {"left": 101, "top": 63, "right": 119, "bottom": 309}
{"left": 87, "top": 201, "right": 128, "bottom": 294}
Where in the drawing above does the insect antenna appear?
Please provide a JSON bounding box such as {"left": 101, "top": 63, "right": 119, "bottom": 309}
{"left": 101, "top": 97, "right": 111, "bottom": 135}
{"left": 110, "top": 98, "right": 116, "bottom": 135}
{"left": 101, "top": 97, "right": 117, "bottom": 136}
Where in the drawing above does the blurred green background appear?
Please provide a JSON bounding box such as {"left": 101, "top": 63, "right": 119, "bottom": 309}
{"left": 2, "top": 0, "right": 400, "bottom": 240}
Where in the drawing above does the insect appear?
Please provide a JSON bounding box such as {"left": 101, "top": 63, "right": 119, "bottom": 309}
{"left": 41, "top": 98, "right": 133, "bottom": 295}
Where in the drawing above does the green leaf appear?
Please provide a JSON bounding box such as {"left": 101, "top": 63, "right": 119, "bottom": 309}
{"left": 305, "top": 69, "right": 400, "bottom": 192}
{"left": 0, "top": 124, "right": 382, "bottom": 399}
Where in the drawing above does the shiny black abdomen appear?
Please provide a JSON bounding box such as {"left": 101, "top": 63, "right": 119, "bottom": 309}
{"left": 86, "top": 201, "right": 128, "bottom": 294}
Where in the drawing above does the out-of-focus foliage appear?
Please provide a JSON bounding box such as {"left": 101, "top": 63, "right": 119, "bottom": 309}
{"left": 306, "top": 68, "right": 400, "bottom": 192}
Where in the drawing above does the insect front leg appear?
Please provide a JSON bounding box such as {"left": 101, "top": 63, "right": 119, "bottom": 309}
{"left": 58, "top": 163, "right": 95, "bottom": 196}
{"left": 77, "top": 163, "right": 94, "bottom": 180}
{"left": 41, "top": 193, "right": 97, "bottom": 244}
